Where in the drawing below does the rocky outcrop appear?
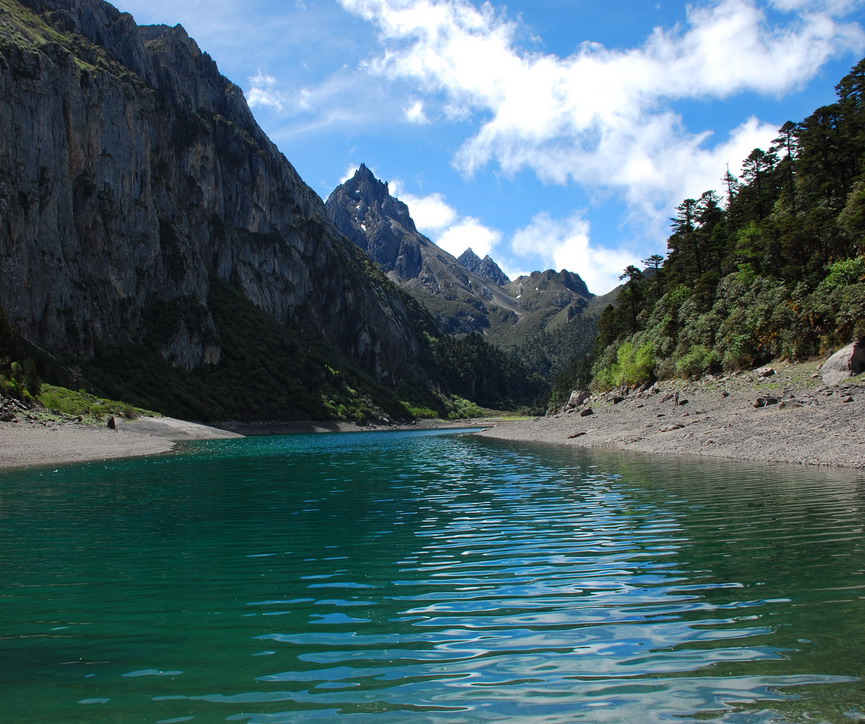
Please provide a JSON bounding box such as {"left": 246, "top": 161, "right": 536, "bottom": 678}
{"left": 822, "top": 340, "right": 865, "bottom": 386}
{"left": 0, "top": 0, "right": 422, "bottom": 382}
{"left": 457, "top": 248, "right": 509, "bottom": 286}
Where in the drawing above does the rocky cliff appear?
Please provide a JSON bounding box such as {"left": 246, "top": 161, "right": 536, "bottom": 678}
{"left": 0, "top": 0, "right": 425, "bottom": 397}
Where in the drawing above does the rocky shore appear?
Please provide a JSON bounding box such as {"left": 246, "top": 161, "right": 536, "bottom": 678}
{"left": 0, "top": 415, "right": 242, "bottom": 471}
{"left": 479, "top": 359, "right": 865, "bottom": 469}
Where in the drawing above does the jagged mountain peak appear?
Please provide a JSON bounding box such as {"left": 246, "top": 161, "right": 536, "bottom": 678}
{"left": 338, "top": 165, "right": 415, "bottom": 231}
{"left": 457, "top": 248, "right": 510, "bottom": 286}
{"left": 326, "top": 166, "right": 422, "bottom": 277}
{"left": 509, "top": 269, "right": 591, "bottom": 299}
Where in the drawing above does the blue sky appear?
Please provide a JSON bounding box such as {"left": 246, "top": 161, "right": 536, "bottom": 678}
{"left": 112, "top": 0, "right": 865, "bottom": 294}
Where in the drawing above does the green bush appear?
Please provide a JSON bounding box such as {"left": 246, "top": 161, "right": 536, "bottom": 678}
{"left": 403, "top": 404, "right": 439, "bottom": 419}
{"left": 445, "top": 395, "right": 484, "bottom": 420}
{"left": 675, "top": 345, "right": 720, "bottom": 378}
{"left": 592, "top": 339, "right": 655, "bottom": 390}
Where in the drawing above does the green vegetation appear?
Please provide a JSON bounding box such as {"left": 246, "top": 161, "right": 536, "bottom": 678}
{"left": 0, "top": 0, "right": 135, "bottom": 82}
{"left": 80, "top": 275, "right": 425, "bottom": 423}
{"left": 0, "top": 307, "right": 41, "bottom": 403}
{"left": 429, "top": 333, "right": 547, "bottom": 413}
{"left": 38, "top": 384, "right": 152, "bottom": 422}
{"left": 577, "top": 57, "right": 865, "bottom": 394}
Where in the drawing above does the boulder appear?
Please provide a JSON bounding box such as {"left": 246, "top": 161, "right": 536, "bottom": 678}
{"left": 753, "top": 396, "right": 779, "bottom": 408}
{"left": 580, "top": 407, "right": 594, "bottom": 417}
{"left": 821, "top": 340, "right": 865, "bottom": 386}
{"left": 756, "top": 366, "right": 776, "bottom": 378}
{"left": 567, "top": 390, "right": 591, "bottom": 408}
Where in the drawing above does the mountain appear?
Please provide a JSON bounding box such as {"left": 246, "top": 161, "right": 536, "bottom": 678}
{"left": 326, "top": 166, "right": 604, "bottom": 379}
{"left": 0, "top": 0, "right": 442, "bottom": 420}
{"left": 326, "top": 165, "right": 522, "bottom": 335}
{"left": 457, "top": 249, "right": 509, "bottom": 286}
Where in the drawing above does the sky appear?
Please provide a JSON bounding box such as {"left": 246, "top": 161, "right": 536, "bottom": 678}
{"left": 111, "top": 0, "right": 865, "bottom": 294}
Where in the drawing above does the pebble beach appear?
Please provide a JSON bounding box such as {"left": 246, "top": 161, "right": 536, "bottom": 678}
{"left": 480, "top": 360, "right": 865, "bottom": 469}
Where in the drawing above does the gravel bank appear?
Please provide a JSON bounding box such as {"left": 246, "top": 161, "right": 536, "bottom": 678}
{"left": 0, "top": 416, "right": 242, "bottom": 470}
{"left": 479, "top": 361, "right": 865, "bottom": 469}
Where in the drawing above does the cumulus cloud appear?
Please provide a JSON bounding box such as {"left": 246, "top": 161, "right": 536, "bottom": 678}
{"left": 393, "top": 187, "right": 458, "bottom": 230}
{"left": 512, "top": 212, "right": 639, "bottom": 295}
{"left": 343, "top": 0, "right": 863, "bottom": 190}
{"left": 404, "top": 99, "right": 430, "bottom": 123}
{"left": 339, "top": 0, "right": 865, "bottom": 277}
{"left": 384, "top": 180, "right": 501, "bottom": 257}
{"left": 247, "top": 71, "right": 284, "bottom": 110}
{"left": 435, "top": 217, "right": 502, "bottom": 258}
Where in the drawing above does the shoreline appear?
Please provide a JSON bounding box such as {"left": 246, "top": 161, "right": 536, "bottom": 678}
{"left": 0, "top": 415, "right": 243, "bottom": 471}
{"left": 3, "top": 359, "right": 862, "bottom": 471}
{"left": 0, "top": 415, "right": 492, "bottom": 471}
{"left": 479, "top": 361, "right": 865, "bottom": 469}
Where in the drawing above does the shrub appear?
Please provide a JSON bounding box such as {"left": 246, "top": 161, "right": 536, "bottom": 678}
{"left": 592, "top": 340, "right": 655, "bottom": 390}
{"left": 675, "top": 345, "right": 720, "bottom": 378}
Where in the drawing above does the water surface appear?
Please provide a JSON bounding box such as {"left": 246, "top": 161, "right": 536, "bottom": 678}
{"left": 1, "top": 429, "right": 864, "bottom": 722}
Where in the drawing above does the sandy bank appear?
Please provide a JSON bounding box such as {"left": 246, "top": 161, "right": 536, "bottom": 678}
{"left": 0, "top": 416, "right": 242, "bottom": 471}
{"left": 479, "top": 361, "right": 865, "bottom": 469}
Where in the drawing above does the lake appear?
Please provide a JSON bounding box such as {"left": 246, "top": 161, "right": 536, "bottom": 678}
{"left": 1, "top": 428, "right": 864, "bottom": 722}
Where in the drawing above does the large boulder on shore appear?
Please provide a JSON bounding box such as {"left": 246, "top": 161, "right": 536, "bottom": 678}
{"left": 567, "top": 390, "right": 591, "bottom": 408}
{"left": 821, "top": 340, "right": 865, "bottom": 386}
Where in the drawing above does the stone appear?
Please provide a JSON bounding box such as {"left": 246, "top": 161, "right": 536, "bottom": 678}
{"left": 567, "top": 390, "right": 591, "bottom": 408}
{"left": 756, "top": 366, "right": 776, "bottom": 378}
{"left": 659, "top": 423, "right": 685, "bottom": 432}
{"left": 753, "top": 396, "right": 779, "bottom": 408}
{"left": 567, "top": 431, "right": 587, "bottom": 439}
{"left": 821, "top": 341, "right": 865, "bottom": 386}
{"left": 580, "top": 407, "right": 594, "bottom": 417}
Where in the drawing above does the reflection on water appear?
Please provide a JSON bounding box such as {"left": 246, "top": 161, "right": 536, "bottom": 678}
{"left": 1, "top": 429, "right": 864, "bottom": 722}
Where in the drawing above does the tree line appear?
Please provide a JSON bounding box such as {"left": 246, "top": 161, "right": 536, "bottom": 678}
{"left": 559, "top": 57, "right": 865, "bottom": 396}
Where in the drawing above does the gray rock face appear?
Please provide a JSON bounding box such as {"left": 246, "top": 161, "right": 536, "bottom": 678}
{"left": 0, "top": 0, "right": 422, "bottom": 379}
{"left": 457, "top": 248, "right": 510, "bottom": 286}
{"left": 822, "top": 340, "right": 865, "bottom": 386}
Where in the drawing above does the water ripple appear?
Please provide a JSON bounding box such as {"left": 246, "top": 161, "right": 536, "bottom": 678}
{"left": 0, "top": 431, "right": 864, "bottom": 721}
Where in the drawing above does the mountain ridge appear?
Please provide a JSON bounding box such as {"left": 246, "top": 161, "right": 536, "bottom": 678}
{"left": 0, "top": 0, "right": 444, "bottom": 419}
{"left": 326, "top": 165, "right": 606, "bottom": 379}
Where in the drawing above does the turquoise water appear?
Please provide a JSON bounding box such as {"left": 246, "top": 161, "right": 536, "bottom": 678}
{"left": 1, "top": 429, "right": 865, "bottom": 722}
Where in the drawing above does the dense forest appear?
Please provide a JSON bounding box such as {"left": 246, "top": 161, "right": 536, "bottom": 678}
{"left": 556, "top": 58, "right": 865, "bottom": 399}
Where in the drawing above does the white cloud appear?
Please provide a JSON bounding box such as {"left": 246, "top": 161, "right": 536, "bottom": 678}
{"left": 404, "top": 99, "right": 430, "bottom": 123}
{"left": 393, "top": 188, "right": 458, "bottom": 230}
{"left": 247, "top": 71, "right": 284, "bottom": 110}
{"left": 339, "top": 0, "right": 865, "bottom": 259}
{"left": 512, "top": 212, "right": 640, "bottom": 295}
{"left": 435, "top": 217, "right": 502, "bottom": 258}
